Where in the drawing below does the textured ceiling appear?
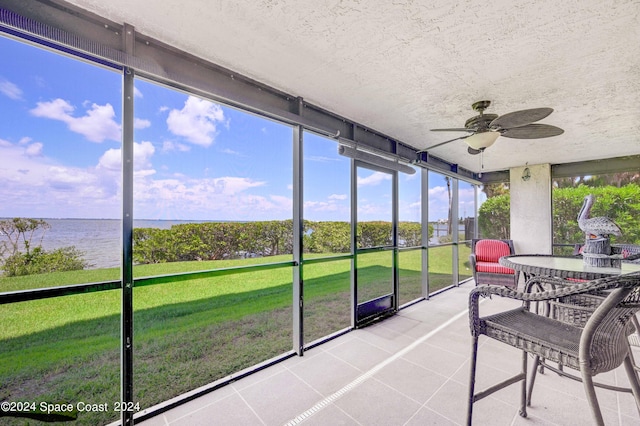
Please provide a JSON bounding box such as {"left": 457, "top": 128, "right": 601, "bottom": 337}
{"left": 63, "top": 0, "right": 640, "bottom": 173}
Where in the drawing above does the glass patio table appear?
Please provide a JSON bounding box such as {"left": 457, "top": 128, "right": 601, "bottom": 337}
{"left": 499, "top": 254, "right": 640, "bottom": 281}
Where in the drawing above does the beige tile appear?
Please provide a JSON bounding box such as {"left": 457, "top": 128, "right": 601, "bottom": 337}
{"left": 286, "top": 350, "right": 362, "bottom": 396}
{"left": 372, "top": 357, "right": 448, "bottom": 404}
{"left": 333, "top": 378, "right": 421, "bottom": 426}
{"left": 325, "top": 337, "right": 393, "bottom": 371}
{"left": 293, "top": 403, "right": 359, "bottom": 425}
{"left": 235, "top": 369, "right": 322, "bottom": 425}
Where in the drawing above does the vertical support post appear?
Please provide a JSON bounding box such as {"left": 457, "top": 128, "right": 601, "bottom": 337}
{"left": 292, "top": 125, "right": 304, "bottom": 355}
{"left": 452, "top": 178, "right": 460, "bottom": 286}
{"left": 421, "top": 168, "right": 429, "bottom": 299}
{"left": 121, "top": 23, "right": 135, "bottom": 426}
{"left": 350, "top": 158, "right": 357, "bottom": 327}
{"left": 392, "top": 170, "right": 399, "bottom": 311}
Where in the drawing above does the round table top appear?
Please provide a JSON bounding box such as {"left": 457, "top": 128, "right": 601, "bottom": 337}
{"left": 499, "top": 254, "right": 640, "bottom": 280}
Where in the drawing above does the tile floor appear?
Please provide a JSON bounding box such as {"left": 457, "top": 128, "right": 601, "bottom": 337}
{"left": 136, "top": 282, "right": 640, "bottom": 425}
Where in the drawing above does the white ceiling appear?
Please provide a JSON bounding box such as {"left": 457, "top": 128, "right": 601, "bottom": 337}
{"left": 64, "top": 0, "right": 640, "bottom": 172}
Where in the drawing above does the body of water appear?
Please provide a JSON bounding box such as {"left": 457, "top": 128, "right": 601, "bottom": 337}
{"left": 31, "top": 219, "right": 201, "bottom": 269}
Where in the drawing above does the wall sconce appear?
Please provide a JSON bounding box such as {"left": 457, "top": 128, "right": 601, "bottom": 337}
{"left": 521, "top": 164, "right": 531, "bottom": 181}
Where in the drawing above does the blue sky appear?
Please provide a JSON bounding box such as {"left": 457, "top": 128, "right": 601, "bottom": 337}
{"left": 0, "top": 34, "right": 477, "bottom": 222}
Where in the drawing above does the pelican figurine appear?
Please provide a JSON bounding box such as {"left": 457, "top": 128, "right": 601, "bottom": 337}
{"left": 577, "top": 194, "right": 622, "bottom": 239}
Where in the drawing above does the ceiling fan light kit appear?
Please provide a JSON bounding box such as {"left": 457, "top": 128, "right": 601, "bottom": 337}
{"left": 465, "top": 131, "right": 500, "bottom": 150}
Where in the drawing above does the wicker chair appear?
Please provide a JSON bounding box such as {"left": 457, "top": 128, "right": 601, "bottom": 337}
{"left": 527, "top": 271, "right": 640, "bottom": 396}
{"left": 467, "top": 272, "right": 640, "bottom": 426}
{"left": 469, "top": 239, "right": 519, "bottom": 288}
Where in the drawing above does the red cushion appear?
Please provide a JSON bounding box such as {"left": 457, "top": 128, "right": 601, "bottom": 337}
{"left": 475, "top": 240, "right": 511, "bottom": 263}
{"left": 475, "top": 261, "right": 515, "bottom": 274}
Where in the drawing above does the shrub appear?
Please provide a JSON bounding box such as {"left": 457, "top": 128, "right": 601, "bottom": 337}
{"left": 478, "top": 194, "right": 510, "bottom": 239}
{"left": 3, "top": 246, "right": 88, "bottom": 277}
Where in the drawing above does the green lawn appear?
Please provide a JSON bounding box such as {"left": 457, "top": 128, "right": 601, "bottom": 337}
{"left": 0, "top": 250, "right": 466, "bottom": 425}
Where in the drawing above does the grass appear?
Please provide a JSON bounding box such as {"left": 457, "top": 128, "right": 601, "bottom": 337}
{"left": 0, "top": 249, "right": 467, "bottom": 425}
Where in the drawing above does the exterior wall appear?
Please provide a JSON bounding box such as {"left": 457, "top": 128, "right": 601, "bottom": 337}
{"left": 510, "top": 163, "right": 552, "bottom": 255}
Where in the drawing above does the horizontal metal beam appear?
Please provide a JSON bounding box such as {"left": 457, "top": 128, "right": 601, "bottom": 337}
{"left": 552, "top": 155, "right": 640, "bottom": 178}
{"left": 478, "top": 170, "right": 510, "bottom": 184}
{"left": 0, "top": 280, "right": 121, "bottom": 304}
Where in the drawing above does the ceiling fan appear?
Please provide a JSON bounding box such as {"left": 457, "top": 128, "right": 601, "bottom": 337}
{"left": 422, "top": 100, "right": 564, "bottom": 155}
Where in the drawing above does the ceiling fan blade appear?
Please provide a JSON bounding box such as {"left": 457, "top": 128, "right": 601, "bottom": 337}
{"left": 419, "top": 135, "right": 470, "bottom": 151}
{"left": 490, "top": 108, "right": 554, "bottom": 129}
{"left": 430, "top": 128, "right": 474, "bottom": 132}
{"left": 467, "top": 147, "right": 481, "bottom": 155}
{"left": 500, "top": 123, "right": 564, "bottom": 139}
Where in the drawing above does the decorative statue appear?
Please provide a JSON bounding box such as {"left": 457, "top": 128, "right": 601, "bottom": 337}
{"left": 577, "top": 194, "right": 622, "bottom": 268}
{"left": 577, "top": 194, "right": 622, "bottom": 239}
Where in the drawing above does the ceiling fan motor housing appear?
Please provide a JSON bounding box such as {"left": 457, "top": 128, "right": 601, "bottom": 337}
{"left": 464, "top": 114, "right": 498, "bottom": 130}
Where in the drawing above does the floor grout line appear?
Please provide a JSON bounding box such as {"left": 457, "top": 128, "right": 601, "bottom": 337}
{"left": 282, "top": 305, "right": 471, "bottom": 425}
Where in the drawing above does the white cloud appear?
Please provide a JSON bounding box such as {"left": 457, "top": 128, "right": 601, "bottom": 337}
{"left": 357, "top": 171, "right": 391, "bottom": 187}
{"left": 428, "top": 185, "right": 452, "bottom": 220}
{"left": 30, "top": 99, "right": 121, "bottom": 143}
{"left": 134, "top": 118, "right": 151, "bottom": 129}
{"left": 162, "top": 141, "right": 191, "bottom": 152}
{"left": 458, "top": 187, "right": 476, "bottom": 218}
{"left": 0, "top": 141, "right": 120, "bottom": 218}
{"left": 133, "top": 141, "right": 156, "bottom": 170}
{"left": 428, "top": 185, "right": 448, "bottom": 198}
{"left": 269, "top": 195, "right": 292, "bottom": 210}
{"left": 209, "top": 176, "right": 266, "bottom": 195}
{"left": 25, "top": 142, "right": 43, "bottom": 157}
{"left": 133, "top": 86, "right": 143, "bottom": 98}
{"left": 132, "top": 175, "right": 291, "bottom": 220}
{"left": 0, "top": 78, "right": 22, "bottom": 100}
{"left": 0, "top": 137, "right": 297, "bottom": 221}
{"left": 97, "top": 149, "right": 120, "bottom": 171}
{"left": 304, "top": 193, "right": 350, "bottom": 219}
{"left": 98, "top": 141, "right": 156, "bottom": 171}
{"left": 304, "top": 200, "right": 339, "bottom": 212}
{"left": 166, "top": 96, "right": 225, "bottom": 146}
{"left": 358, "top": 202, "right": 386, "bottom": 216}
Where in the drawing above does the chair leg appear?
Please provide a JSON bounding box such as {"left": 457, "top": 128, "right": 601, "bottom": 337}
{"left": 622, "top": 355, "right": 640, "bottom": 415}
{"left": 581, "top": 369, "right": 605, "bottom": 426}
{"left": 519, "top": 350, "right": 528, "bottom": 417}
{"left": 630, "top": 315, "right": 640, "bottom": 372}
{"left": 632, "top": 314, "right": 640, "bottom": 342}
{"left": 526, "top": 355, "right": 541, "bottom": 407}
{"left": 467, "top": 336, "right": 479, "bottom": 426}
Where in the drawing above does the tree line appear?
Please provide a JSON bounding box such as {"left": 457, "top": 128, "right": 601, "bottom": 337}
{"left": 132, "top": 221, "right": 429, "bottom": 264}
